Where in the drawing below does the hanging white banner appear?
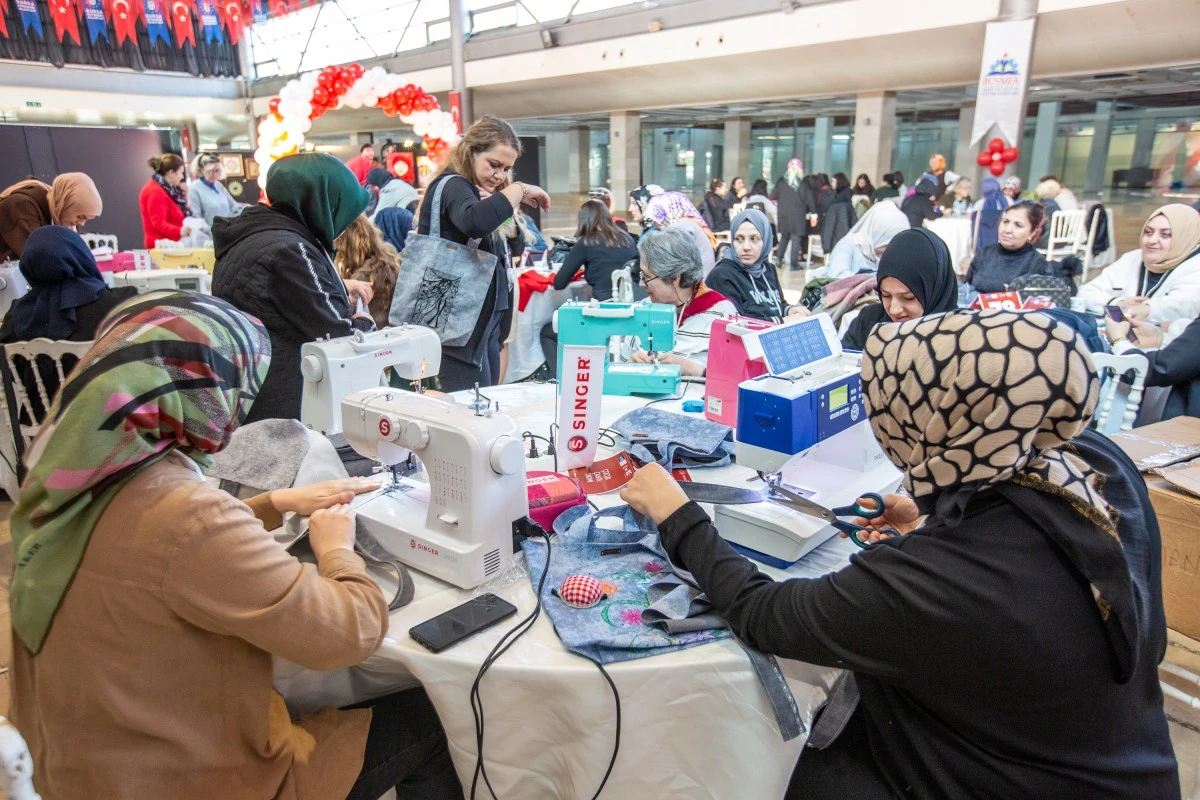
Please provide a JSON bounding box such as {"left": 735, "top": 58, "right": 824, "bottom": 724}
{"left": 556, "top": 345, "right": 607, "bottom": 470}
{"left": 970, "top": 18, "right": 1036, "bottom": 146}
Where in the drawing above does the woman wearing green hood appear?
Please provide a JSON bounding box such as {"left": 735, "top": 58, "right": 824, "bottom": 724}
{"left": 212, "top": 152, "right": 379, "bottom": 423}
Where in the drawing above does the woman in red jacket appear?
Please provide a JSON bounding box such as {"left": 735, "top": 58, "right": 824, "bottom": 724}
{"left": 139, "top": 154, "right": 191, "bottom": 248}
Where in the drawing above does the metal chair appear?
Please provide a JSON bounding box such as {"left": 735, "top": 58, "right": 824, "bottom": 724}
{"left": 1091, "top": 352, "right": 1150, "bottom": 434}
{"left": 1, "top": 339, "right": 94, "bottom": 493}
{"left": 0, "top": 716, "right": 41, "bottom": 799}
{"left": 1041, "top": 209, "right": 1086, "bottom": 261}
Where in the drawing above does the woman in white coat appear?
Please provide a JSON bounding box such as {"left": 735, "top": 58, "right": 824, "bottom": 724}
{"left": 1079, "top": 204, "right": 1200, "bottom": 324}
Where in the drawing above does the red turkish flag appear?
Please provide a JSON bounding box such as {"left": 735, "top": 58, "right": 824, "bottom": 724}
{"left": 108, "top": 0, "right": 140, "bottom": 45}
{"left": 264, "top": 0, "right": 285, "bottom": 15}
{"left": 169, "top": 0, "right": 195, "bottom": 45}
{"left": 49, "top": 0, "right": 83, "bottom": 43}
{"left": 215, "top": 0, "right": 243, "bottom": 43}
{"left": 0, "top": 0, "right": 10, "bottom": 37}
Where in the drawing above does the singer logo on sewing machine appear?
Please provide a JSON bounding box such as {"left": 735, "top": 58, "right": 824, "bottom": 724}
{"left": 410, "top": 538, "right": 440, "bottom": 556}
{"left": 557, "top": 344, "right": 606, "bottom": 470}
{"left": 568, "top": 436, "right": 587, "bottom": 452}
{"left": 379, "top": 418, "right": 392, "bottom": 437}
{"left": 374, "top": 349, "right": 394, "bottom": 358}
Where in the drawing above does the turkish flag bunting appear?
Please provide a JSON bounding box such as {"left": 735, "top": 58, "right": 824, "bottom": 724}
{"left": 0, "top": 0, "right": 9, "bottom": 37}
{"left": 49, "top": 0, "right": 83, "bottom": 44}
{"left": 108, "top": 0, "right": 140, "bottom": 44}
{"left": 215, "top": 0, "right": 245, "bottom": 43}
{"left": 264, "top": 0, "right": 285, "bottom": 16}
{"left": 169, "top": 0, "right": 196, "bottom": 46}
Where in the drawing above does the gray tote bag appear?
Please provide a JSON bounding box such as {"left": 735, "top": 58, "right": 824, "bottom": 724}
{"left": 388, "top": 174, "right": 501, "bottom": 348}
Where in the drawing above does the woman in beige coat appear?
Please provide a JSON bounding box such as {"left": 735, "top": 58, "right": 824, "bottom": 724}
{"left": 9, "top": 290, "right": 461, "bottom": 800}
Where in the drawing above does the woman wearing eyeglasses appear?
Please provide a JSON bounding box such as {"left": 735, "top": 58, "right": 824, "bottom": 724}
{"left": 626, "top": 226, "right": 735, "bottom": 377}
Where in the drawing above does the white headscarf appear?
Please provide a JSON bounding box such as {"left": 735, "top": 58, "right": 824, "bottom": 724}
{"left": 849, "top": 201, "right": 908, "bottom": 262}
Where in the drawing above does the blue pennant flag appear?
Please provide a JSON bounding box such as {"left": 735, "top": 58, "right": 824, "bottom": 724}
{"left": 15, "top": 0, "right": 44, "bottom": 37}
{"left": 82, "top": 0, "right": 109, "bottom": 44}
{"left": 141, "top": 0, "right": 171, "bottom": 45}
{"left": 198, "top": 0, "right": 222, "bottom": 43}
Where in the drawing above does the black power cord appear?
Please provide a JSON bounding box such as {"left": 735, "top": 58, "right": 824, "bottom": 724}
{"left": 471, "top": 524, "right": 621, "bottom": 800}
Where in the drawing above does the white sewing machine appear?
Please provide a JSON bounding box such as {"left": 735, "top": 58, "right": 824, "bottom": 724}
{"left": 714, "top": 314, "right": 902, "bottom": 568}
{"left": 300, "top": 326, "right": 442, "bottom": 438}
{"left": 0, "top": 261, "right": 28, "bottom": 319}
{"left": 341, "top": 387, "right": 527, "bottom": 589}
{"left": 111, "top": 267, "right": 211, "bottom": 294}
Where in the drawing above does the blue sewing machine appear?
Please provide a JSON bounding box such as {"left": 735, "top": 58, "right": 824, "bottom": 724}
{"left": 554, "top": 301, "right": 681, "bottom": 396}
{"left": 734, "top": 313, "right": 866, "bottom": 473}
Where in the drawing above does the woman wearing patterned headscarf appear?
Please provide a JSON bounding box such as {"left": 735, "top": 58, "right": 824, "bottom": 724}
{"left": 620, "top": 308, "right": 1177, "bottom": 799}
{"left": 9, "top": 291, "right": 461, "bottom": 800}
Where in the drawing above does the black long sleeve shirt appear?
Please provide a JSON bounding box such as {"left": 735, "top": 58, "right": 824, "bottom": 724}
{"left": 552, "top": 239, "right": 638, "bottom": 301}
{"left": 657, "top": 481, "right": 1177, "bottom": 799}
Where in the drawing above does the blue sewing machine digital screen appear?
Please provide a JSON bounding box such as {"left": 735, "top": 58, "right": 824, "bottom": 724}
{"left": 829, "top": 384, "right": 848, "bottom": 410}
{"left": 759, "top": 320, "right": 832, "bottom": 373}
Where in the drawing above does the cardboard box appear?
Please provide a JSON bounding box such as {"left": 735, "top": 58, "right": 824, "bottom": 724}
{"left": 1115, "top": 417, "right": 1200, "bottom": 640}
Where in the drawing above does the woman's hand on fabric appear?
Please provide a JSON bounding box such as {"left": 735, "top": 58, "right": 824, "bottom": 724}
{"left": 273, "top": 478, "right": 382, "bottom": 516}
{"left": 838, "top": 493, "right": 923, "bottom": 542}
{"left": 1104, "top": 315, "right": 1131, "bottom": 343}
{"left": 344, "top": 279, "right": 375, "bottom": 307}
{"left": 620, "top": 464, "right": 690, "bottom": 526}
{"left": 629, "top": 349, "right": 653, "bottom": 364}
{"left": 1130, "top": 318, "right": 1164, "bottom": 349}
{"left": 308, "top": 504, "right": 359, "bottom": 560}
{"left": 786, "top": 306, "right": 811, "bottom": 318}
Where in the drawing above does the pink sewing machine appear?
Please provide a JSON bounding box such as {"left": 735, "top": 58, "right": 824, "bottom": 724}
{"left": 704, "top": 317, "right": 775, "bottom": 427}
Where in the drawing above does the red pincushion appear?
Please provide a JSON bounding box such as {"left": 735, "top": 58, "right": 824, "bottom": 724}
{"left": 556, "top": 574, "right": 606, "bottom": 608}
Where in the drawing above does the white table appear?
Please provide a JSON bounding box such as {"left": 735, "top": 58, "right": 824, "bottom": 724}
{"left": 504, "top": 270, "right": 591, "bottom": 384}
{"left": 285, "top": 382, "right": 867, "bottom": 799}
{"left": 927, "top": 217, "right": 974, "bottom": 275}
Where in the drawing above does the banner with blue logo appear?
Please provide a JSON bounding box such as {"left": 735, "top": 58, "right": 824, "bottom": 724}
{"left": 971, "top": 18, "right": 1035, "bottom": 146}
{"left": 142, "top": 0, "right": 171, "bottom": 45}
{"left": 82, "top": 0, "right": 109, "bottom": 43}
{"left": 15, "top": 0, "right": 44, "bottom": 37}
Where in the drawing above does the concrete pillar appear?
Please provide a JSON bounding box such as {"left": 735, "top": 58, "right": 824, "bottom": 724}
{"left": 543, "top": 131, "right": 569, "bottom": 194}
{"left": 954, "top": 99, "right": 981, "bottom": 188}
{"left": 1085, "top": 101, "right": 1115, "bottom": 194}
{"left": 723, "top": 116, "right": 751, "bottom": 183}
{"left": 1131, "top": 115, "right": 1157, "bottom": 170}
{"left": 1027, "top": 102, "right": 1059, "bottom": 184}
{"left": 812, "top": 117, "right": 833, "bottom": 176}
{"left": 448, "top": 0, "right": 473, "bottom": 126}
{"left": 851, "top": 91, "right": 896, "bottom": 186}
{"left": 609, "top": 111, "right": 642, "bottom": 210}
{"left": 567, "top": 126, "right": 590, "bottom": 194}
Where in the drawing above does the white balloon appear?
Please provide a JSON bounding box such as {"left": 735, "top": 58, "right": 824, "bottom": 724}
{"left": 412, "top": 121, "right": 428, "bottom": 137}
{"left": 299, "top": 117, "right": 312, "bottom": 133}
{"left": 344, "top": 94, "right": 363, "bottom": 109}
{"left": 301, "top": 71, "right": 319, "bottom": 88}
{"left": 364, "top": 95, "right": 378, "bottom": 108}
{"left": 297, "top": 102, "right": 312, "bottom": 118}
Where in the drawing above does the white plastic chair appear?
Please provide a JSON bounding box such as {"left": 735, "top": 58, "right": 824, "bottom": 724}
{"left": 2, "top": 339, "right": 94, "bottom": 491}
{"left": 1091, "top": 352, "right": 1150, "bottom": 434}
{"left": 0, "top": 716, "right": 41, "bottom": 799}
{"left": 611, "top": 266, "right": 634, "bottom": 304}
{"left": 1042, "top": 209, "right": 1086, "bottom": 261}
{"left": 805, "top": 235, "right": 826, "bottom": 268}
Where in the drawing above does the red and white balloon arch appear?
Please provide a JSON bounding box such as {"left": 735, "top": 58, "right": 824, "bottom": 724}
{"left": 253, "top": 62, "right": 461, "bottom": 188}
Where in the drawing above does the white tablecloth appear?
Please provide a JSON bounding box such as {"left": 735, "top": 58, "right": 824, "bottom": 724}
{"left": 927, "top": 217, "right": 974, "bottom": 275}
{"left": 281, "top": 383, "right": 880, "bottom": 798}
{"left": 504, "top": 271, "right": 591, "bottom": 384}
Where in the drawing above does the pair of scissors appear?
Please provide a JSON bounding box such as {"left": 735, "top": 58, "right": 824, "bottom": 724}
{"left": 766, "top": 483, "right": 888, "bottom": 549}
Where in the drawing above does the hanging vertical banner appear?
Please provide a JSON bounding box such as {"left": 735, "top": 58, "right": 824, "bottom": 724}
{"left": 110, "top": 0, "right": 140, "bottom": 44}
{"left": 141, "top": 0, "right": 171, "bottom": 45}
{"left": 556, "top": 345, "right": 607, "bottom": 471}
{"left": 48, "top": 0, "right": 82, "bottom": 43}
{"left": 216, "top": 0, "right": 242, "bottom": 43}
{"left": 168, "top": 0, "right": 195, "bottom": 46}
{"left": 449, "top": 91, "right": 464, "bottom": 135}
{"left": 249, "top": 0, "right": 265, "bottom": 23}
{"left": 197, "top": 0, "right": 221, "bottom": 43}
{"left": 970, "top": 18, "right": 1035, "bottom": 146}
{"left": 0, "top": 0, "right": 11, "bottom": 37}
{"left": 15, "top": 0, "right": 44, "bottom": 37}
{"left": 82, "top": 0, "right": 108, "bottom": 43}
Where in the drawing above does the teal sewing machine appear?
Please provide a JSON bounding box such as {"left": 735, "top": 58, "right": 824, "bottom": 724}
{"left": 554, "top": 301, "right": 681, "bottom": 396}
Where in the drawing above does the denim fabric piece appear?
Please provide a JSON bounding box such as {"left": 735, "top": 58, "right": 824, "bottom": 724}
{"left": 610, "top": 407, "right": 735, "bottom": 468}
{"left": 534, "top": 504, "right": 804, "bottom": 741}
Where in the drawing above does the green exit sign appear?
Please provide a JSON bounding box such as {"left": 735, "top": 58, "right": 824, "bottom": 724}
{"left": 24, "top": 101, "right": 41, "bottom": 108}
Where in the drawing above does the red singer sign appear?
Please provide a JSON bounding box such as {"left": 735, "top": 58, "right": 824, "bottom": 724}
{"left": 556, "top": 345, "right": 607, "bottom": 471}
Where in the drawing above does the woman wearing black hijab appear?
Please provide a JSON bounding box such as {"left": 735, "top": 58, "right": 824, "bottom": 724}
{"left": 841, "top": 228, "right": 959, "bottom": 351}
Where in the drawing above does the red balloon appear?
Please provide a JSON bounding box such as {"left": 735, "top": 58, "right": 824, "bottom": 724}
{"left": 1001, "top": 147, "right": 1019, "bottom": 163}
{"left": 975, "top": 151, "right": 992, "bottom": 167}
{"left": 989, "top": 162, "right": 1006, "bottom": 176}
{"left": 312, "top": 87, "right": 330, "bottom": 106}
{"left": 268, "top": 97, "right": 280, "bottom": 114}
{"left": 404, "top": 83, "right": 416, "bottom": 95}
{"left": 348, "top": 63, "right": 364, "bottom": 78}
{"left": 398, "top": 102, "right": 413, "bottom": 116}
{"left": 988, "top": 137, "right": 1005, "bottom": 154}
{"left": 317, "top": 72, "right": 334, "bottom": 90}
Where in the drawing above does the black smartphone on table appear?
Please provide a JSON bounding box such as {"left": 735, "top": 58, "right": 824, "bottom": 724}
{"left": 409, "top": 593, "right": 518, "bottom": 653}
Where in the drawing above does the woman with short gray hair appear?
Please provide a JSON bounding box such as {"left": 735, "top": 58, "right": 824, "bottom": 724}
{"left": 628, "top": 226, "right": 735, "bottom": 377}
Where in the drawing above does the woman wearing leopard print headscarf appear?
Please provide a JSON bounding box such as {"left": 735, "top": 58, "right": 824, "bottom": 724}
{"left": 620, "top": 309, "right": 1178, "bottom": 799}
